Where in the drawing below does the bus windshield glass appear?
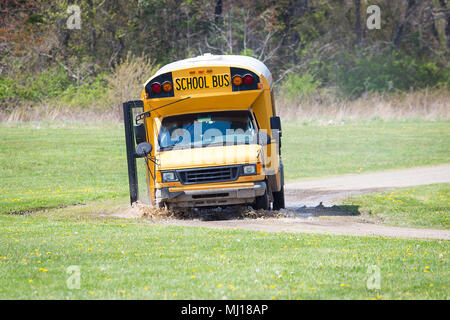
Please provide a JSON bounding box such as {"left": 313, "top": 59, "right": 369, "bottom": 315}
{"left": 158, "top": 111, "right": 256, "bottom": 151}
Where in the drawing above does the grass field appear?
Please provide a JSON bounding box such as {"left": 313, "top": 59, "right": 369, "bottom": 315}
{"left": 1, "top": 120, "right": 449, "bottom": 300}
{"left": 342, "top": 184, "right": 450, "bottom": 230}
{"left": 0, "top": 212, "right": 448, "bottom": 300}
{"left": 1, "top": 120, "right": 449, "bottom": 214}
{"left": 0, "top": 123, "right": 129, "bottom": 214}
{"left": 283, "top": 119, "right": 450, "bottom": 180}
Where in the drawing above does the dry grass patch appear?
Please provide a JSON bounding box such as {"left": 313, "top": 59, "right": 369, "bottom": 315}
{"left": 1, "top": 86, "right": 448, "bottom": 123}
{"left": 277, "top": 86, "right": 450, "bottom": 121}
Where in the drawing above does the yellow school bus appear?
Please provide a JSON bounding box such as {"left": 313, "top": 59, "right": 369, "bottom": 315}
{"left": 123, "top": 54, "right": 284, "bottom": 210}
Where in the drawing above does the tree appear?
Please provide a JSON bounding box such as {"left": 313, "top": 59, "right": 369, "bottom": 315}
{"left": 354, "top": 0, "right": 362, "bottom": 49}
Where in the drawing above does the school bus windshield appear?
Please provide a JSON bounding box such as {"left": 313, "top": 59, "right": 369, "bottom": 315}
{"left": 158, "top": 111, "right": 256, "bottom": 151}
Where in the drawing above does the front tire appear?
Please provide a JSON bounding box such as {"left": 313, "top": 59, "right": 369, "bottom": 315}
{"left": 254, "top": 189, "right": 270, "bottom": 210}
{"left": 272, "top": 185, "right": 285, "bottom": 210}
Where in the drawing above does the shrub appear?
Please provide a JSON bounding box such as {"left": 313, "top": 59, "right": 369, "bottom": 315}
{"left": 57, "top": 74, "right": 109, "bottom": 109}
{"left": 239, "top": 48, "right": 256, "bottom": 58}
{"left": 105, "top": 52, "right": 159, "bottom": 112}
{"left": 280, "top": 72, "right": 321, "bottom": 100}
{"left": 0, "top": 77, "right": 19, "bottom": 107}
{"left": 27, "top": 67, "right": 72, "bottom": 101}
{"left": 0, "top": 66, "right": 72, "bottom": 109}
{"left": 328, "top": 50, "right": 450, "bottom": 98}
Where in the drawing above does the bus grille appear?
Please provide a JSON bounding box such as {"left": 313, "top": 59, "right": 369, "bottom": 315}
{"left": 178, "top": 166, "right": 239, "bottom": 184}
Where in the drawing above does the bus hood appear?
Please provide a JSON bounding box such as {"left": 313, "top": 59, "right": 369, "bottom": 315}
{"left": 157, "top": 144, "right": 262, "bottom": 170}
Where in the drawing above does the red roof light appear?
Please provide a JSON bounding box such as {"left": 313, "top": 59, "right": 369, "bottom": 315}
{"left": 151, "top": 82, "right": 162, "bottom": 94}
{"left": 243, "top": 74, "right": 254, "bottom": 85}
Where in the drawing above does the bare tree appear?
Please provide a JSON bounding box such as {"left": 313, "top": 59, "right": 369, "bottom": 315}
{"left": 393, "top": 0, "right": 426, "bottom": 48}
{"left": 355, "top": 0, "right": 362, "bottom": 49}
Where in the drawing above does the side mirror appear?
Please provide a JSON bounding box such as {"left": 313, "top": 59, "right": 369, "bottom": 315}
{"left": 134, "top": 123, "right": 147, "bottom": 144}
{"left": 135, "top": 142, "right": 153, "bottom": 158}
{"left": 270, "top": 116, "right": 282, "bottom": 137}
{"left": 255, "top": 131, "right": 271, "bottom": 145}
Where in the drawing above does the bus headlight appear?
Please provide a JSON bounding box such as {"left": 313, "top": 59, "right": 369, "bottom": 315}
{"left": 162, "top": 171, "right": 178, "bottom": 182}
{"left": 242, "top": 164, "right": 256, "bottom": 175}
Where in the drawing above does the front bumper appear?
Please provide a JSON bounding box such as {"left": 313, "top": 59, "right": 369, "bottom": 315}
{"left": 155, "top": 182, "right": 266, "bottom": 208}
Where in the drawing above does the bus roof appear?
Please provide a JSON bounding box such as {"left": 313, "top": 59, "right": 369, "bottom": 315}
{"left": 145, "top": 54, "right": 273, "bottom": 88}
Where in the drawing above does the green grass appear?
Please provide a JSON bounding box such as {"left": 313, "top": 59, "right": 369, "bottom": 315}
{"left": 1, "top": 119, "right": 449, "bottom": 214}
{"left": 283, "top": 119, "right": 450, "bottom": 180}
{"left": 1, "top": 120, "right": 449, "bottom": 300}
{"left": 0, "top": 212, "right": 448, "bottom": 300}
{"left": 0, "top": 123, "right": 146, "bottom": 214}
{"left": 342, "top": 184, "right": 450, "bottom": 230}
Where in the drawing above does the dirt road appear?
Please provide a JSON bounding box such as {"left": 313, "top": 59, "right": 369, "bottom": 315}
{"left": 160, "top": 165, "right": 450, "bottom": 240}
